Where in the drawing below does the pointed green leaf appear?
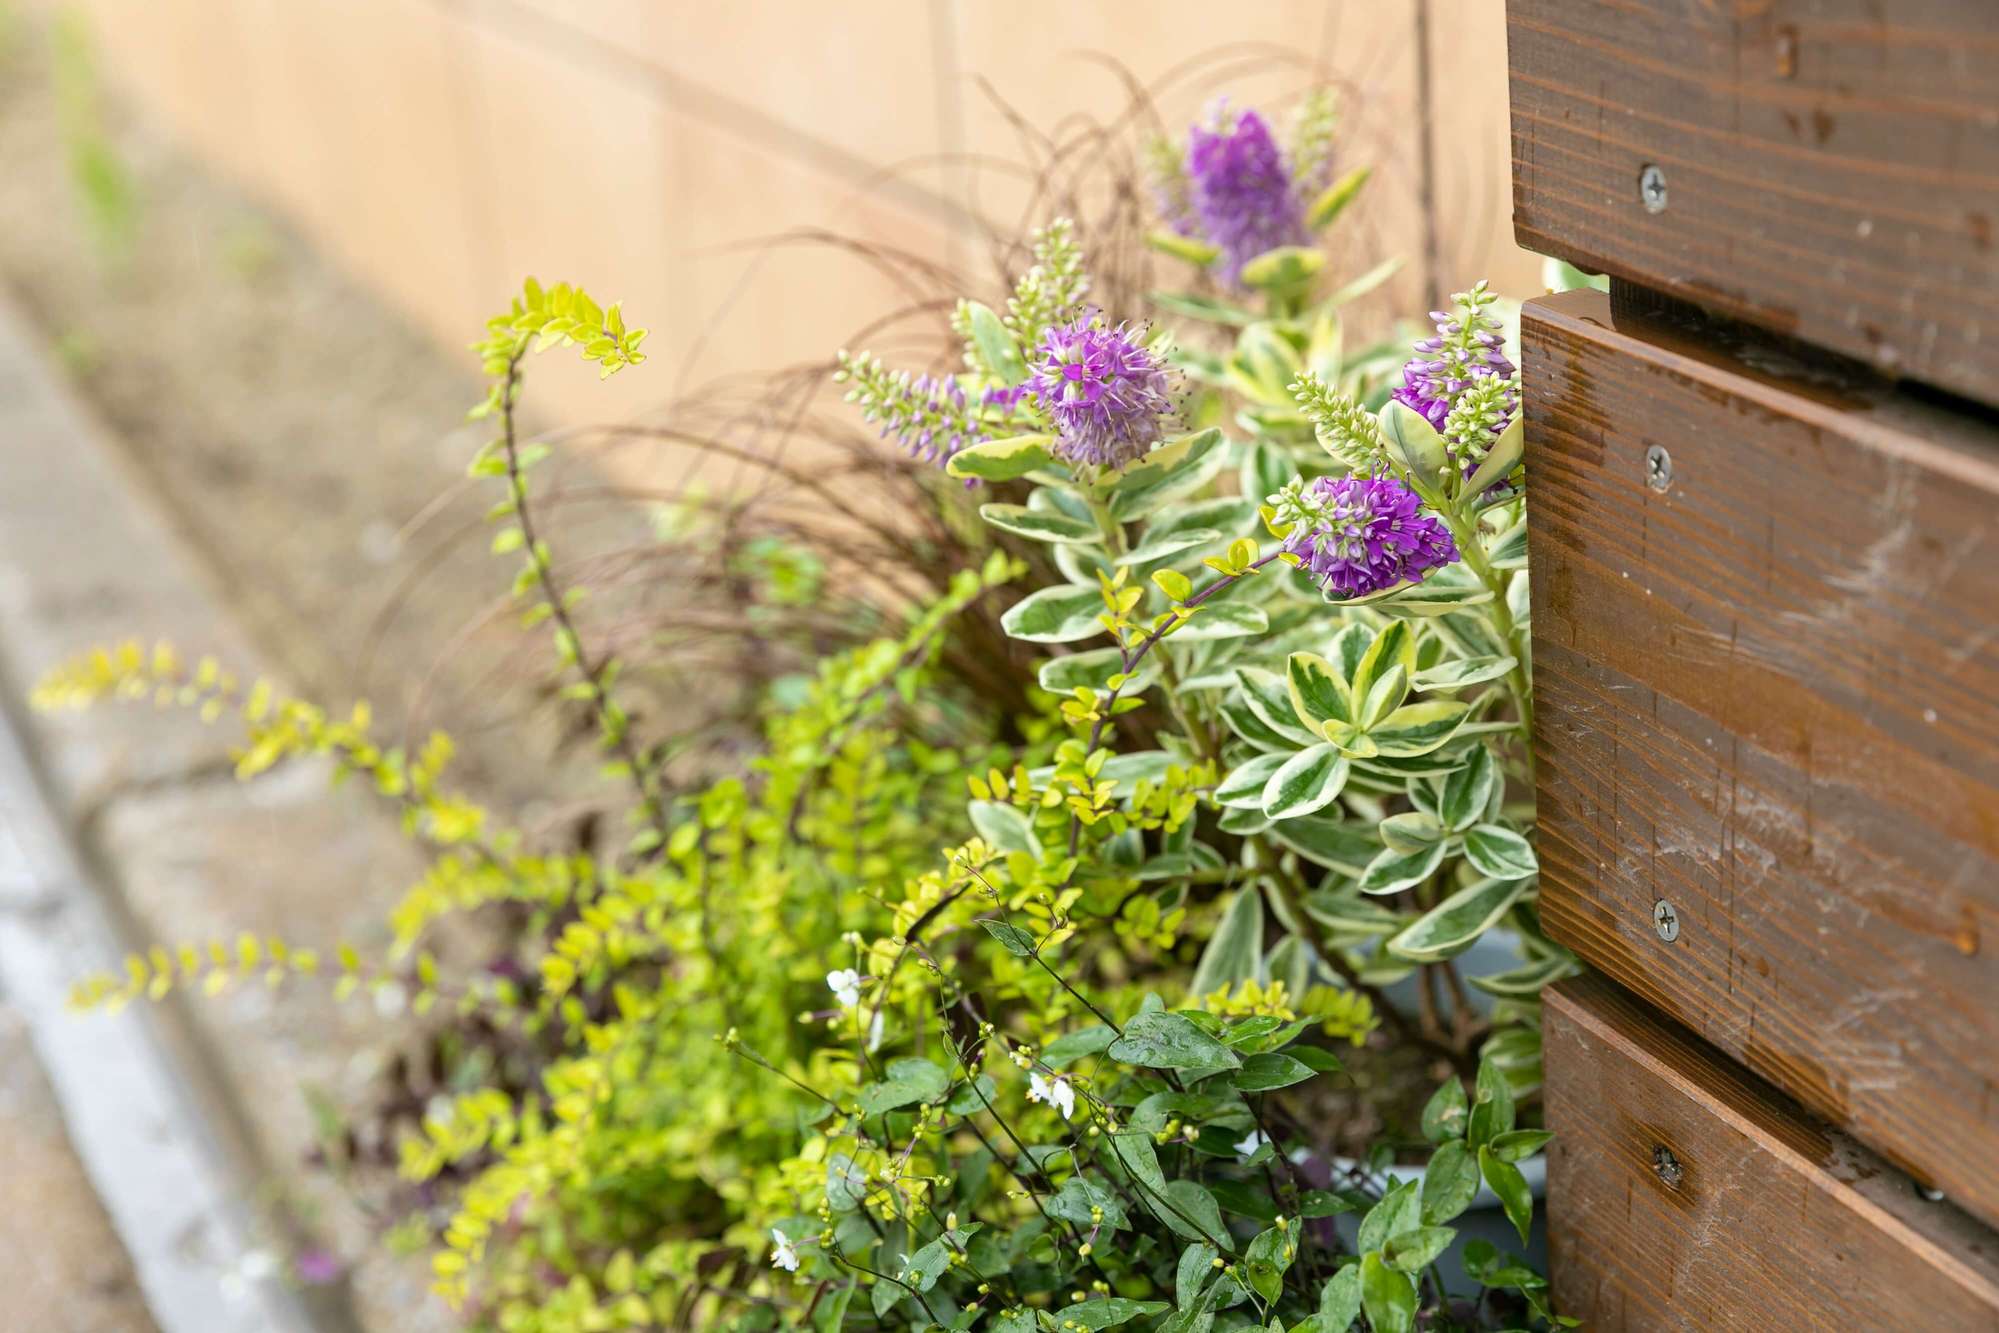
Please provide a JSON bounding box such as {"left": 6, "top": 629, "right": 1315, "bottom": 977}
{"left": 976, "top": 503, "right": 1098, "bottom": 544}
{"left": 1379, "top": 810, "right": 1446, "bottom": 853}
{"left": 1107, "top": 1011, "right": 1240, "bottom": 1070}
{"left": 1463, "top": 824, "right": 1538, "bottom": 879}
{"left": 1357, "top": 841, "right": 1448, "bottom": 896}
{"left": 945, "top": 434, "right": 1055, "bottom": 481}
{"left": 1413, "top": 654, "right": 1518, "bottom": 691}
{"left": 1384, "top": 876, "right": 1528, "bottom": 961}
{"left": 1215, "top": 753, "right": 1290, "bottom": 808}
{"left": 1479, "top": 1146, "right": 1534, "bottom": 1247}
{"left": 1190, "top": 888, "right": 1264, "bottom": 997}
{"left": 1260, "top": 743, "right": 1350, "bottom": 821}
{"left": 1439, "top": 746, "right": 1499, "bottom": 831}
{"left": 1369, "top": 699, "right": 1471, "bottom": 757}
{"left": 1286, "top": 651, "right": 1354, "bottom": 731}
{"left": 963, "top": 300, "right": 1028, "bottom": 385}
{"left": 1000, "top": 584, "right": 1104, "bottom": 643}
{"left": 1360, "top": 1252, "right": 1418, "bottom": 1333}
{"left": 1421, "top": 1140, "right": 1480, "bottom": 1225}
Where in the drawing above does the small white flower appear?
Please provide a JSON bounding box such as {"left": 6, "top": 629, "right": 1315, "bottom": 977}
{"left": 770, "top": 1228, "right": 799, "bottom": 1272}
{"left": 826, "top": 968, "right": 863, "bottom": 1008}
{"left": 1234, "top": 1129, "right": 1271, "bottom": 1160}
{"left": 1028, "top": 1071, "right": 1076, "bottom": 1121}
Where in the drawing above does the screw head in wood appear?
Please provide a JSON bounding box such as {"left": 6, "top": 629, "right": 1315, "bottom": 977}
{"left": 1653, "top": 1144, "right": 1684, "bottom": 1188}
{"left": 1645, "top": 444, "right": 1673, "bottom": 493}
{"left": 1653, "top": 898, "right": 1680, "bottom": 942}
{"left": 1916, "top": 1182, "right": 1947, "bottom": 1203}
{"left": 1639, "top": 163, "right": 1669, "bottom": 213}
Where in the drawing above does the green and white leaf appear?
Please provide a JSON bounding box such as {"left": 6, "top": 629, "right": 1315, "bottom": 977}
{"left": 1385, "top": 877, "right": 1530, "bottom": 962}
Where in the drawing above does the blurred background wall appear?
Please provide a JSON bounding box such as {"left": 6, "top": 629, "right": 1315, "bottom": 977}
{"left": 16, "top": 0, "right": 1536, "bottom": 429}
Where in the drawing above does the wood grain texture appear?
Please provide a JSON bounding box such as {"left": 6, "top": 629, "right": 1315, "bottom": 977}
{"left": 1544, "top": 976, "right": 1999, "bottom": 1331}
{"left": 1521, "top": 287, "right": 1999, "bottom": 1227}
{"left": 1508, "top": 0, "right": 1999, "bottom": 406}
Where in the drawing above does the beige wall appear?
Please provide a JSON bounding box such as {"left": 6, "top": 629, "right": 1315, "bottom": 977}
{"left": 40, "top": 0, "right": 1535, "bottom": 430}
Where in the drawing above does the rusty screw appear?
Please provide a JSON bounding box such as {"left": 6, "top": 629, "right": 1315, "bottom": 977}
{"left": 1653, "top": 898, "right": 1680, "bottom": 942}
{"left": 1639, "top": 164, "right": 1669, "bottom": 214}
{"left": 1653, "top": 1145, "right": 1684, "bottom": 1188}
{"left": 1645, "top": 444, "right": 1673, "bottom": 493}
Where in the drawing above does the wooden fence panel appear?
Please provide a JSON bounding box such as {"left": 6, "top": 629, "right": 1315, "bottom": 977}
{"left": 1544, "top": 976, "right": 1999, "bottom": 1330}
{"left": 1521, "top": 286, "right": 1999, "bottom": 1228}
{"left": 1509, "top": 0, "right": 1999, "bottom": 405}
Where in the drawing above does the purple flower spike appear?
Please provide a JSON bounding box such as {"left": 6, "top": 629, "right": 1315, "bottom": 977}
{"left": 1391, "top": 294, "right": 1517, "bottom": 434}
{"left": 1282, "top": 475, "right": 1458, "bottom": 599}
{"left": 1028, "top": 317, "right": 1173, "bottom": 471}
{"left": 1184, "top": 108, "right": 1308, "bottom": 287}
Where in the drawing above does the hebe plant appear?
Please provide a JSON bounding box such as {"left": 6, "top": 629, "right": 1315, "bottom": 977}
{"left": 41, "top": 92, "right": 1573, "bottom": 1331}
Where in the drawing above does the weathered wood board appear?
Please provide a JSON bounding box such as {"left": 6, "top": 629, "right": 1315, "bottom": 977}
{"left": 1544, "top": 976, "right": 1999, "bottom": 1330}
{"left": 1522, "top": 286, "right": 1999, "bottom": 1228}
{"left": 1509, "top": 0, "right": 1999, "bottom": 406}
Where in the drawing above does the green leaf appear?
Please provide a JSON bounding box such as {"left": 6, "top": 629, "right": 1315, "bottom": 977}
{"left": 967, "top": 800, "right": 1039, "bottom": 856}
{"left": 1385, "top": 877, "right": 1529, "bottom": 961}
{"left": 944, "top": 434, "right": 1056, "bottom": 481}
{"left": 1359, "top": 1251, "right": 1417, "bottom": 1333}
{"left": 1479, "top": 1146, "right": 1535, "bottom": 1246}
{"left": 1421, "top": 1140, "right": 1480, "bottom": 1225}
{"left": 1146, "top": 227, "right": 1222, "bottom": 266}
{"left": 1384, "top": 1225, "right": 1456, "bottom": 1273}
{"left": 1367, "top": 700, "right": 1471, "bottom": 757}
{"left": 945, "top": 1075, "right": 997, "bottom": 1114}
{"left": 1356, "top": 1179, "right": 1421, "bottom": 1252}
{"left": 1148, "top": 290, "right": 1257, "bottom": 326}
{"left": 1110, "top": 426, "right": 1222, "bottom": 493}
{"left": 963, "top": 300, "right": 1028, "bottom": 385}
{"left": 1468, "top": 1059, "right": 1518, "bottom": 1150}
{"left": 1266, "top": 814, "right": 1380, "bottom": 877}
{"left": 1357, "top": 841, "right": 1448, "bottom": 896}
{"left": 1242, "top": 1223, "right": 1295, "bottom": 1302}
{"left": 1190, "top": 887, "right": 1264, "bottom": 996}
{"left": 1174, "top": 601, "right": 1269, "bottom": 642}
{"left": 1353, "top": 577, "right": 1495, "bottom": 616}
{"left": 1486, "top": 520, "right": 1530, "bottom": 571}
{"left": 1438, "top": 746, "right": 1499, "bottom": 831}
{"left": 1413, "top": 654, "right": 1519, "bottom": 691}
{"left": 1232, "top": 1052, "right": 1316, "bottom": 1092}
{"left": 1000, "top": 584, "right": 1104, "bottom": 643}
{"left": 1350, "top": 621, "right": 1417, "bottom": 703}
{"left": 1050, "top": 1176, "right": 1130, "bottom": 1232}
{"left": 1116, "top": 525, "right": 1224, "bottom": 566}
{"left": 1156, "top": 1180, "right": 1231, "bottom": 1248}
{"left": 1239, "top": 245, "right": 1326, "bottom": 291}
{"left": 1379, "top": 398, "right": 1449, "bottom": 481}
{"left": 1107, "top": 1011, "right": 1241, "bottom": 1070}
{"left": 1464, "top": 414, "right": 1524, "bottom": 495}
{"left": 1285, "top": 651, "right": 1355, "bottom": 732}
{"left": 1110, "top": 1131, "right": 1169, "bottom": 1193}
{"left": 1316, "top": 1264, "right": 1363, "bottom": 1330}
{"left": 1491, "top": 1129, "right": 1556, "bottom": 1163}
{"left": 1238, "top": 668, "right": 1326, "bottom": 746}
{"left": 979, "top": 920, "right": 1037, "bottom": 957}
{"left": 1058, "top": 1298, "right": 1171, "bottom": 1330}
{"left": 857, "top": 1058, "right": 949, "bottom": 1115}
{"left": 1421, "top": 1076, "right": 1470, "bottom": 1145}
{"left": 1175, "top": 1243, "right": 1219, "bottom": 1310}
{"left": 1468, "top": 953, "right": 1579, "bottom": 998}
{"left": 1038, "top": 648, "right": 1157, "bottom": 696}
{"left": 1306, "top": 164, "right": 1371, "bottom": 229}
{"left": 1463, "top": 824, "right": 1538, "bottom": 879}
{"left": 1215, "top": 753, "right": 1290, "bottom": 809}
{"left": 1044, "top": 1024, "right": 1118, "bottom": 1068}
{"left": 1378, "top": 810, "right": 1446, "bottom": 853}
{"left": 1260, "top": 743, "right": 1350, "bottom": 821}
{"left": 976, "top": 503, "right": 1098, "bottom": 544}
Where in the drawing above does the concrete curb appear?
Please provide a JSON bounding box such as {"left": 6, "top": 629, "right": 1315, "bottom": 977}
{"left": 0, "top": 295, "right": 454, "bottom": 1333}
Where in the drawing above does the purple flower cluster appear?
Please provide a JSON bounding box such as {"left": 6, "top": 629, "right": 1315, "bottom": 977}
{"left": 1392, "top": 310, "right": 1517, "bottom": 433}
{"left": 887, "top": 373, "right": 983, "bottom": 467}
{"left": 1181, "top": 108, "right": 1309, "bottom": 287}
{"left": 1282, "top": 475, "right": 1458, "bottom": 599}
{"left": 1028, "top": 317, "right": 1173, "bottom": 471}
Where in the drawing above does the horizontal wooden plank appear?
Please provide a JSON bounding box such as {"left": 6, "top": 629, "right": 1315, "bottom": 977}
{"left": 1508, "top": 0, "right": 1999, "bottom": 406}
{"left": 1545, "top": 975, "right": 1999, "bottom": 1330}
{"left": 1521, "top": 287, "right": 1999, "bottom": 1228}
